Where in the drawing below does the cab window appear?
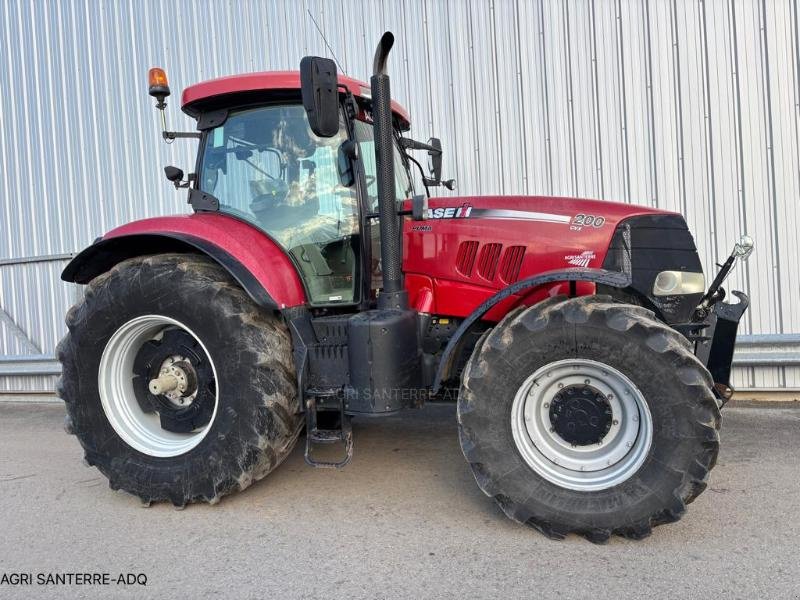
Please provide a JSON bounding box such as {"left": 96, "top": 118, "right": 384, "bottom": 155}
{"left": 353, "top": 120, "right": 414, "bottom": 291}
{"left": 199, "top": 104, "right": 359, "bottom": 305}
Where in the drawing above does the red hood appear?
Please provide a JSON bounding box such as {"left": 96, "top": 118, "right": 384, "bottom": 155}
{"left": 402, "top": 195, "right": 677, "bottom": 318}
{"left": 425, "top": 195, "right": 670, "bottom": 221}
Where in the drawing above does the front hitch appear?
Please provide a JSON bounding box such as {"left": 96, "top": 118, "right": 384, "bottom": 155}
{"left": 695, "top": 290, "right": 749, "bottom": 402}
{"left": 692, "top": 235, "right": 754, "bottom": 403}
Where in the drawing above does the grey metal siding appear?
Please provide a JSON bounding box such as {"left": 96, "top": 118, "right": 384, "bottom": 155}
{"left": 0, "top": 0, "right": 797, "bottom": 394}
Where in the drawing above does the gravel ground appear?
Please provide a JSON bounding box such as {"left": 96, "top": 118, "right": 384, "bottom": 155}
{"left": 0, "top": 401, "right": 798, "bottom": 599}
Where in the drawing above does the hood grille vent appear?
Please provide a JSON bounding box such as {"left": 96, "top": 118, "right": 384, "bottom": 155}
{"left": 477, "top": 243, "right": 503, "bottom": 281}
{"left": 499, "top": 245, "right": 526, "bottom": 283}
{"left": 456, "top": 241, "right": 479, "bottom": 276}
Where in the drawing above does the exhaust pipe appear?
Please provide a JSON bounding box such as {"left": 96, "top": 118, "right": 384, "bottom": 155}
{"left": 371, "top": 32, "right": 407, "bottom": 309}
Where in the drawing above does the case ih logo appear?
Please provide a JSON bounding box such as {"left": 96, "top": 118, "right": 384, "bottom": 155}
{"left": 427, "top": 204, "right": 473, "bottom": 219}
{"left": 565, "top": 250, "right": 596, "bottom": 268}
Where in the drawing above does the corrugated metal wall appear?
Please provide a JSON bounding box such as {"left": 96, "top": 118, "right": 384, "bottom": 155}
{"left": 1, "top": 0, "right": 798, "bottom": 394}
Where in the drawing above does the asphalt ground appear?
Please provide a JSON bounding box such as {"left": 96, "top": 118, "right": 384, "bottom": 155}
{"left": 0, "top": 401, "right": 798, "bottom": 599}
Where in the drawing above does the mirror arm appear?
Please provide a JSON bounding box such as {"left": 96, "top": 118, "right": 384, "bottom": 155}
{"left": 404, "top": 153, "right": 431, "bottom": 197}
{"left": 399, "top": 137, "right": 441, "bottom": 154}
{"left": 163, "top": 131, "right": 202, "bottom": 141}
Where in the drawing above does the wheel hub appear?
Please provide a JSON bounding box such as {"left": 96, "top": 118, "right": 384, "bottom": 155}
{"left": 149, "top": 356, "right": 198, "bottom": 405}
{"left": 98, "top": 316, "right": 219, "bottom": 457}
{"left": 510, "top": 359, "right": 653, "bottom": 491}
{"left": 549, "top": 384, "right": 613, "bottom": 446}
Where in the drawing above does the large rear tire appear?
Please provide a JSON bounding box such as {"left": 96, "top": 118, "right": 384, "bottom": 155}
{"left": 458, "top": 295, "right": 720, "bottom": 542}
{"left": 57, "top": 254, "right": 302, "bottom": 507}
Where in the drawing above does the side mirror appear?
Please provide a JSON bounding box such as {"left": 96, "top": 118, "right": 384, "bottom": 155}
{"left": 164, "top": 166, "right": 183, "bottom": 183}
{"left": 337, "top": 140, "right": 358, "bottom": 187}
{"left": 300, "top": 56, "right": 340, "bottom": 138}
{"left": 427, "top": 137, "right": 443, "bottom": 184}
{"left": 164, "top": 165, "right": 192, "bottom": 189}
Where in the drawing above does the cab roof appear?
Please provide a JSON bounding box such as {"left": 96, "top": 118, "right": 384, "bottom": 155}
{"left": 181, "top": 71, "right": 411, "bottom": 130}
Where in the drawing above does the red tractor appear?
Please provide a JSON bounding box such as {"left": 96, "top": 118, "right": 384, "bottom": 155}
{"left": 58, "top": 33, "right": 752, "bottom": 542}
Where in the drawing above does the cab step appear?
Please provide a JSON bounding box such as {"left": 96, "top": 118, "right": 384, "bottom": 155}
{"left": 304, "top": 395, "right": 353, "bottom": 469}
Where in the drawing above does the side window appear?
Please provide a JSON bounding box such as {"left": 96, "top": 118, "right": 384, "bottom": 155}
{"left": 200, "top": 105, "right": 360, "bottom": 305}
{"left": 354, "top": 120, "right": 414, "bottom": 209}
{"left": 353, "top": 120, "right": 414, "bottom": 291}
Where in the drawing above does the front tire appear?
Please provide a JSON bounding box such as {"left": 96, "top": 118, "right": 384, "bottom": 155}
{"left": 57, "top": 254, "right": 302, "bottom": 506}
{"left": 458, "top": 295, "right": 720, "bottom": 542}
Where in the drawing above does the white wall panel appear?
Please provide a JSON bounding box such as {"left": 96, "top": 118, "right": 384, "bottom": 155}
{"left": 0, "top": 0, "right": 797, "bottom": 393}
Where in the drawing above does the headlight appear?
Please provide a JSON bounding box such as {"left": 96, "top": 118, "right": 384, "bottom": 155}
{"left": 652, "top": 271, "right": 705, "bottom": 296}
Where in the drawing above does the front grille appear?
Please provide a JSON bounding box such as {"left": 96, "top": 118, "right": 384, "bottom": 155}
{"left": 603, "top": 214, "right": 703, "bottom": 323}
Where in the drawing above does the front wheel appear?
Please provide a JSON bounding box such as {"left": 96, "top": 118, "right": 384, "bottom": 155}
{"left": 57, "top": 254, "right": 302, "bottom": 507}
{"left": 458, "top": 295, "right": 720, "bottom": 542}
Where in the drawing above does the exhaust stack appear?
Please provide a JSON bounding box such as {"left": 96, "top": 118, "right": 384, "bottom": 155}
{"left": 370, "top": 32, "right": 407, "bottom": 309}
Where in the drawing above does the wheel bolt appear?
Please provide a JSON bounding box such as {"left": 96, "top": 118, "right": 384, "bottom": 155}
{"left": 584, "top": 379, "right": 591, "bottom": 384}
{"left": 612, "top": 419, "right": 618, "bottom": 425}
{"left": 558, "top": 383, "right": 564, "bottom": 388}
{"left": 543, "top": 402, "right": 549, "bottom": 409}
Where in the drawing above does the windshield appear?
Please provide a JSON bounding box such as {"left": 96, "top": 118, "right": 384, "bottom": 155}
{"left": 199, "top": 104, "right": 359, "bottom": 305}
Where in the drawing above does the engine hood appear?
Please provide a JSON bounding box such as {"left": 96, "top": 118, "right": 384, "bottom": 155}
{"left": 421, "top": 195, "right": 670, "bottom": 227}
{"left": 402, "top": 195, "right": 680, "bottom": 318}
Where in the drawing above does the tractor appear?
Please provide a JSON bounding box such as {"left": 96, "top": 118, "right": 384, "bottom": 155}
{"left": 58, "top": 32, "right": 752, "bottom": 542}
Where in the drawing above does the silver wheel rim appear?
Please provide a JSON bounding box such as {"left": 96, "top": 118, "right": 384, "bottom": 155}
{"left": 98, "top": 315, "right": 219, "bottom": 458}
{"left": 511, "top": 358, "right": 652, "bottom": 491}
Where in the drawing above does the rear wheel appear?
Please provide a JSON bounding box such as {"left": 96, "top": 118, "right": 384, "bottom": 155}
{"left": 458, "top": 295, "right": 720, "bottom": 542}
{"left": 57, "top": 254, "right": 302, "bottom": 506}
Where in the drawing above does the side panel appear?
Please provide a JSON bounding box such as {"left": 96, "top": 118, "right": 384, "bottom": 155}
{"left": 63, "top": 213, "right": 306, "bottom": 309}
{"left": 403, "top": 195, "right": 667, "bottom": 320}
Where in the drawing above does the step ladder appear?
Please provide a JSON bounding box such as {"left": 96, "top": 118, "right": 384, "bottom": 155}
{"left": 304, "top": 394, "right": 353, "bottom": 468}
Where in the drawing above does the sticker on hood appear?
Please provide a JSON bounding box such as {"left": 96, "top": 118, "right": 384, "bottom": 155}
{"left": 565, "top": 250, "right": 596, "bottom": 268}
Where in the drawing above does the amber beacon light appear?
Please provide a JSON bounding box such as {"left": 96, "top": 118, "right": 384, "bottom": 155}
{"left": 148, "top": 67, "right": 170, "bottom": 109}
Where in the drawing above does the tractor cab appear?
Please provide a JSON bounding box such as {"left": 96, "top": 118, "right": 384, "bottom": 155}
{"left": 178, "top": 71, "right": 418, "bottom": 308}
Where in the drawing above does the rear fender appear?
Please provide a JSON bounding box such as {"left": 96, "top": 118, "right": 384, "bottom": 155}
{"left": 61, "top": 214, "right": 306, "bottom": 310}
